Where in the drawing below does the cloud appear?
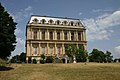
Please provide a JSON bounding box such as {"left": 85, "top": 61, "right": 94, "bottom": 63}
{"left": 11, "top": 37, "right": 25, "bottom": 57}
{"left": 11, "top": 6, "right": 33, "bottom": 22}
{"left": 82, "top": 10, "right": 120, "bottom": 41}
{"left": 79, "top": 12, "right": 82, "bottom": 16}
{"left": 15, "top": 28, "right": 23, "bottom": 35}
{"left": 113, "top": 46, "right": 120, "bottom": 58}
{"left": 92, "top": 9, "right": 113, "bottom": 13}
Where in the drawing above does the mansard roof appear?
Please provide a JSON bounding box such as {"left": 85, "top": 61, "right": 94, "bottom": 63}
{"left": 28, "top": 15, "right": 81, "bottom": 23}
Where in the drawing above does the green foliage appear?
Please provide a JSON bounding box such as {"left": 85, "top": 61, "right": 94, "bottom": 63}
{"left": 40, "top": 60, "right": 45, "bottom": 64}
{"left": 19, "top": 52, "right": 26, "bottom": 63}
{"left": 105, "top": 51, "right": 113, "bottom": 62}
{"left": 46, "top": 56, "right": 54, "bottom": 63}
{"left": 65, "top": 44, "right": 77, "bottom": 57}
{"left": 33, "top": 59, "right": 37, "bottom": 64}
{"left": 41, "top": 54, "right": 45, "bottom": 60}
{"left": 0, "top": 3, "right": 17, "bottom": 59}
{"left": 89, "top": 49, "right": 106, "bottom": 63}
{"left": 65, "top": 44, "right": 88, "bottom": 62}
{"left": 10, "top": 52, "right": 26, "bottom": 63}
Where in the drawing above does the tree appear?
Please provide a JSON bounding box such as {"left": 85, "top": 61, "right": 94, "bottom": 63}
{"left": 89, "top": 49, "right": 106, "bottom": 63}
{"left": 0, "top": 3, "right": 17, "bottom": 59}
{"left": 65, "top": 44, "right": 77, "bottom": 63}
{"left": 76, "top": 45, "right": 88, "bottom": 62}
{"left": 19, "top": 52, "right": 26, "bottom": 63}
{"left": 105, "top": 51, "right": 113, "bottom": 62}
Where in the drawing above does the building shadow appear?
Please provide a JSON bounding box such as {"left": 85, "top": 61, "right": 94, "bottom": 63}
{"left": 0, "top": 66, "right": 14, "bottom": 71}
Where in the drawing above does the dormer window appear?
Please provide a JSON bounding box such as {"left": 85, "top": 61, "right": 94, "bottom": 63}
{"left": 76, "top": 22, "right": 80, "bottom": 26}
{"left": 70, "top": 21, "right": 74, "bottom": 26}
{"left": 63, "top": 21, "right": 67, "bottom": 25}
{"left": 56, "top": 20, "right": 60, "bottom": 25}
{"left": 32, "top": 18, "right": 39, "bottom": 23}
{"left": 49, "top": 19, "right": 54, "bottom": 24}
{"left": 41, "top": 19, "right": 46, "bottom": 24}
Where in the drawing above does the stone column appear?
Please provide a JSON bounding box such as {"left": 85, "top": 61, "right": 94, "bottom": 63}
{"left": 62, "top": 43, "right": 65, "bottom": 54}
{"left": 38, "top": 43, "right": 41, "bottom": 55}
{"left": 84, "top": 30, "right": 86, "bottom": 41}
{"left": 30, "top": 43, "right": 32, "bottom": 56}
{"left": 81, "top": 32, "right": 83, "bottom": 41}
{"left": 54, "top": 30, "right": 57, "bottom": 40}
{"left": 83, "top": 44, "right": 87, "bottom": 51}
{"left": 76, "top": 31, "right": 78, "bottom": 41}
{"left": 27, "top": 43, "right": 30, "bottom": 56}
{"left": 54, "top": 43, "right": 57, "bottom": 55}
{"left": 69, "top": 30, "right": 71, "bottom": 40}
{"left": 47, "top": 43, "right": 49, "bottom": 55}
{"left": 61, "top": 30, "right": 64, "bottom": 40}
{"left": 39, "top": 29, "right": 42, "bottom": 40}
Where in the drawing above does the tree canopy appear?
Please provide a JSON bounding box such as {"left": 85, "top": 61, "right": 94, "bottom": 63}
{"left": 0, "top": 3, "right": 17, "bottom": 59}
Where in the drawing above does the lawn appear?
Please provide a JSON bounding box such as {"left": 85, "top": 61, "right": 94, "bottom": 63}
{"left": 0, "top": 63, "right": 120, "bottom": 80}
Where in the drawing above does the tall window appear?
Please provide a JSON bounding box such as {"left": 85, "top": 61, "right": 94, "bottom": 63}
{"left": 57, "top": 32, "right": 60, "bottom": 40}
{"left": 42, "top": 30, "right": 45, "bottom": 40}
{"left": 64, "top": 32, "right": 67, "bottom": 40}
{"left": 33, "top": 44, "right": 38, "bottom": 54}
{"left": 41, "top": 44, "right": 46, "bottom": 54}
{"left": 78, "top": 32, "right": 81, "bottom": 41}
{"left": 34, "top": 30, "right": 37, "bottom": 40}
{"left": 71, "top": 32, "right": 74, "bottom": 41}
{"left": 57, "top": 47, "right": 60, "bottom": 55}
{"left": 49, "top": 31, "right": 53, "bottom": 40}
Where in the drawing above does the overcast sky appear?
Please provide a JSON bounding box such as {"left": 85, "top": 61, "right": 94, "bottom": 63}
{"left": 1, "top": 0, "right": 120, "bottom": 59}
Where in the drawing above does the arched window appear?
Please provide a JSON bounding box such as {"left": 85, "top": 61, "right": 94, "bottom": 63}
{"left": 41, "top": 19, "right": 46, "bottom": 24}
{"left": 70, "top": 21, "right": 74, "bottom": 26}
{"left": 56, "top": 20, "right": 60, "bottom": 25}
{"left": 49, "top": 19, "right": 54, "bottom": 24}
{"left": 63, "top": 21, "right": 67, "bottom": 25}
{"left": 32, "top": 18, "right": 39, "bottom": 23}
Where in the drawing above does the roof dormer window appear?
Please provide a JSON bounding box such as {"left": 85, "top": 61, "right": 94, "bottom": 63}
{"left": 49, "top": 19, "right": 54, "bottom": 24}
{"left": 32, "top": 18, "right": 39, "bottom": 23}
{"left": 41, "top": 19, "right": 46, "bottom": 24}
{"left": 56, "top": 20, "right": 60, "bottom": 25}
{"left": 63, "top": 21, "right": 67, "bottom": 25}
{"left": 70, "top": 21, "right": 74, "bottom": 26}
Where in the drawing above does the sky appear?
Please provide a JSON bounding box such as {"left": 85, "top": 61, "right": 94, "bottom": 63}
{"left": 0, "top": 0, "right": 120, "bottom": 59}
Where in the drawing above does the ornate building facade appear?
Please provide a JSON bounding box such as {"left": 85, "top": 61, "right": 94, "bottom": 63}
{"left": 26, "top": 15, "right": 87, "bottom": 63}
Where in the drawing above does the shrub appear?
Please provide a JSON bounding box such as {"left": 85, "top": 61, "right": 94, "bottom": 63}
{"left": 46, "top": 56, "right": 54, "bottom": 63}
{"left": 33, "top": 59, "right": 37, "bottom": 64}
{"left": 40, "top": 60, "right": 45, "bottom": 64}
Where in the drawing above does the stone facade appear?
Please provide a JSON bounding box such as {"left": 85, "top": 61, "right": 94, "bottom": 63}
{"left": 26, "top": 15, "right": 87, "bottom": 63}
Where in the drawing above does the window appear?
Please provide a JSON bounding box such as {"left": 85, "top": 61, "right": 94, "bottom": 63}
{"left": 57, "top": 47, "right": 60, "bottom": 55}
{"left": 76, "top": 22, "right": 80, "bottom": 26}
{"left": 41, "top": 19, "right": 46, "bottom": 24}
{"left": 78, "top": 32, "right": 81, "bottom": 41}
{"left": 42, "top": 30, "right": 45, "bottom": 40}
{"left": 33, "top": 44, "right": 38, "bottom": 54}
{"left": 71, "top": 32, "right": 74, "bottom": 41}
{"left": 57, "top": 32, "right": 60, "bottom": 40}
{"left": 64, "top": 32, "right": 67, "bottom": 40}
{"left": 41, "top": 44, "right": 46, "bottom": 54}
{"left": 56, "top": 20, "right": 60, "bottom": 25}
{"left": 50, "top": 47, "right": 53, "bottom": 54}
{"left": 49, "top": 19, "right": 53, "bottom": 24}
{"left": 34, "top": 30, "right": 37, "bottom": 40}
{"left": 49, "top": 31, "right": 53, "bottom": 40}
{"left": 32, "top": 18, "right": 39, "bottom": 23}
{"left": 63, "top": 21, "right": 67, "bottom": 25}
{"left": 70, "top": 21, "right": 74, "bottom": 26}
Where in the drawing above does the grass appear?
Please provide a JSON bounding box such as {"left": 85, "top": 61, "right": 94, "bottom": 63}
{"left": 0, "top": 63, "right": 120, "bottom": 80}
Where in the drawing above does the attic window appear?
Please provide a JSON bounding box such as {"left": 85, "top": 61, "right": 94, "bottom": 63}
{"left": 32, "top": 18, "right": 39, "bottom": 23}
{"left": 63, "top": 21, "right": 67, "bottom": 25}
{"left": 56, "top": 20, "right": 60, "bottom": 25}
{"left": 41, "top": 19, "right": 46, "bottom": 24}
{"left": 70, "top": 21, "right": 74, "bottom": 26}
{"left": 49, "top": 19, "right": 53, "bottom": 24}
